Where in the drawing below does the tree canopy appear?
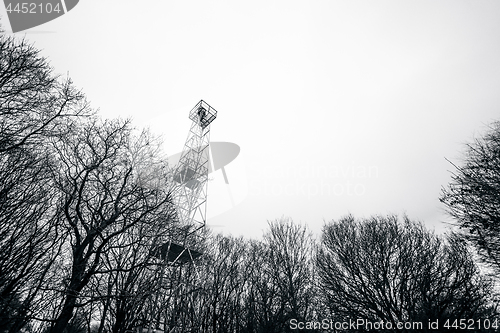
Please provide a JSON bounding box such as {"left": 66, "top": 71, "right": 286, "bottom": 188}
{"left": 441, "top": 121, "right": 500, "bottom": 273}
{"left": 317, "top": 214, "right": 497, "bottom": 332}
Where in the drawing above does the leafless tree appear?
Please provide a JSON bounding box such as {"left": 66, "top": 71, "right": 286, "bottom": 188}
{"left": 231, "top": 218, "right": 318, "bottom": 333}
{"left": 317, "top": 214, "right": 496, "bottom": 332}
{"left": 0, "top": 147, "right": 53, "bottom": 329}
{"left": 440, "top": 120, "right": 500, "bottom": 273}
{"left": 47, "top": 119, "right": 176, "bottom": 333}
{"left": 0, "top": 32, "right": 90, "bottom": 153}
{"left": 197, "top": 234, "right": 251, "bottom": 333}
{"left": 0, "top": 29, "right": 89, "bottom": 332}
{"left": 262, "top": 217, "right": 317, "bottom": 332}
{"left": 89, "top": 208, "right": 177, "bottom": 333}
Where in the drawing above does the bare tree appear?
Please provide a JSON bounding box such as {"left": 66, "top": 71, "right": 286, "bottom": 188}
{"left": 198, "top": 234, "right": 251, "bottom": 333}
{"left": 316, "top": 215, "right": 496, "bottom": 332}
{"left": 440, "top": 120, "right": 500, "bottom": 273}
{"left": 232, "top": 218, "right": 318, "bottom": 333}
{"left": 47, "top": 119, "right": 176, "bottom": 333}
{"left": 0, "top": 148, "right": 54, "bottom": 330}
{"left": 0, "top": 29, "right": 89, "bottom": 332}
{"left": 89, "top": 207, "right": 176, "bottom": 333}
{"left": 0, "top": 33, "right": 89, "bottom": 153}
{"left": 262, "top": 217, "right": 317, "bottom": 332}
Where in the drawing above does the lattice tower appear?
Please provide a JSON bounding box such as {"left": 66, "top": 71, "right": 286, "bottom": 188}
{"left": 140, "top": 100, "right": 217, "bottom": 333}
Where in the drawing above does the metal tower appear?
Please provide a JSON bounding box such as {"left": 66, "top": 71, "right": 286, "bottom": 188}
{"left": 154, "top": 99, "right": 217, "bottom": 263}
{"left": 141, "top": 100, "right": 217, "bottom": 333}
{"left": 171, "top": 99, "right": 217, "bottom": 254}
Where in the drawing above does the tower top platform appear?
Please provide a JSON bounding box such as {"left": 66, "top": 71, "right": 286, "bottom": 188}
{"left": 189, "top": 100, "right": 217, "bottom": 129}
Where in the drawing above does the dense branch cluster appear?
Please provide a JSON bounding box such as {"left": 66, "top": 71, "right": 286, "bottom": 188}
{"left": 317, "top": 215, "right": 496, "bottom": 332}
{"left": 441, "top": 121, "right": 500, "bottom": 273}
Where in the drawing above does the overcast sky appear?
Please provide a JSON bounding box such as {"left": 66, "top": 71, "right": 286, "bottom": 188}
{"left": 2, "top": 0, "right": 500, "bottom": 239}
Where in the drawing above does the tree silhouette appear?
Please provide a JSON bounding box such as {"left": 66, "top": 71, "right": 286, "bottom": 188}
{"left": 0, "top": 33, "right": 89, "bottom": 153}
{"left": 0, "top": 29, "right": 89, "bottom": 332}
{"left": 441, "top": 120, "right": 500, "bottom": 273}
{"left": 316, "top": 215, "right": 496, "bottom": 332}
{"left": 48, "top": 119, "right": 176, "bottom": 333}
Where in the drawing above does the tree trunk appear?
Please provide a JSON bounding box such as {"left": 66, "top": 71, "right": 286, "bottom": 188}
{"left": 50, "top": 292, "right": 78, "bottom": 333}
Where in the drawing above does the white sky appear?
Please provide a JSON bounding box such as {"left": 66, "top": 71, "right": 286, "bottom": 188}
{"left": 2, "top": 0, "right": 500, "bottom": 239}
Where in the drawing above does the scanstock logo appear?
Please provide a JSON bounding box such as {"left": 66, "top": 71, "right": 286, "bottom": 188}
{"left": 3, "top": 0, "right": 79, "bottom": 33}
